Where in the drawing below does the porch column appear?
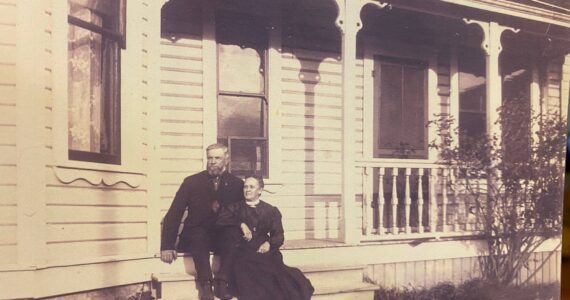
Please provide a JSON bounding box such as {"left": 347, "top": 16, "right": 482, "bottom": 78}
{"left": 463, "top": 19, "right": 518, "bottom": 140}
{"left": 334, "top": 0, "right": 386, "bottom": 244}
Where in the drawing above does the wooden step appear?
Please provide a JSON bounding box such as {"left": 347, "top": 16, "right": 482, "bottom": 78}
{"left": 302, "top": 264, "right": 365, "bottom": 290}
{"left": 314, "top": 282, "right": 377, "bottom": 300}
{"left": 152, "top": 264, "right": 377, "bottom": 300}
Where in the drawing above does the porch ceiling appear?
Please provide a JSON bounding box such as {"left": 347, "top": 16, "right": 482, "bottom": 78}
{"left": 383, "top": 0, "right": 570, "bottom": 41}
{"left": 160, "top": 0, "right": 570, "bottom": 57}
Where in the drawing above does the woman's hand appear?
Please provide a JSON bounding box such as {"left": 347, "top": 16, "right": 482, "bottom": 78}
{"left": 241, "top": 223, "right": 252, "bottom": 241}
{"left": 257, "top": 241, "right": 270, "bottom": 253}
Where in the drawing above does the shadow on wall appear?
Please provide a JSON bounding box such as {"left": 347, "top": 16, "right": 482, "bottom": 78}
{"left": 283, "top": 0, "right": 344, "bottom": 241}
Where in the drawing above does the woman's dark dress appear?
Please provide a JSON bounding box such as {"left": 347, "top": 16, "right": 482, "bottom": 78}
{"left": 217, "top": 200, "right": 314, "bottom": 300}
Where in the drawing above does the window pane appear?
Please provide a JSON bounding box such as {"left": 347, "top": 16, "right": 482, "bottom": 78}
{"left": 459, "top": 112, "right": 486, "bottom": 139}
{"left": 376, "top": 57, "right": 427, "bottom": 158}
{"left": 218, "top": 95, "right": 265, "bottom": 138}
{"left": 459, "top": 48, "right": 486, "bottom": 138}
{"left": 378, "top": 63, "right": 403, "bottom": 149}
{"left": 69, "top": 0, "right": 121, "bottom": 32}
{"left": 501, "top": 53, "right": 532, "bottom": 163}
{"left": 223, "top": 138, "right": 267, "bottom": 177}
{"left": 402, "top": 65, "right": 425, "bottom": 149}
{"left": 68, "top": 24, "right": 119, "bottom": 157}
{"left": 218, "top": 44, "right": 264, "bottom": 94}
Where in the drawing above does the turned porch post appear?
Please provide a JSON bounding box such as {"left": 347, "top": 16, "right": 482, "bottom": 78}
{"left": 463, "top": 19, "right": 518, "bottom": 142}
{"left": 334, "top": 0, "right": 386, "bottom": 244}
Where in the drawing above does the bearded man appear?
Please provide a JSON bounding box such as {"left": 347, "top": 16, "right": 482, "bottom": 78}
{"left": 160, "top": 143, "right": 244, "bottom": 300}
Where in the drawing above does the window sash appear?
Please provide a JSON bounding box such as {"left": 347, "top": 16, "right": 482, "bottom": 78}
{"left": 458, "top": 47, "right": 487, "bottom": 141}
{"left": 68, "top": 0, "right": 126, "bottom": 48}
{"left": 374, "top": 56, "right": 427, "bottom": 159}
{"left": 67, "top": 0, "right": 122, "bottom": 165}
{"left": 219, "top": 136, "right": 268, "bottom": 177}
{"left": 216, "top": 11, "right": 269, "bottom": 176}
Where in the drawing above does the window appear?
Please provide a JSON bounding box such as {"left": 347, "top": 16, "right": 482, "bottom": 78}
{"left": 458, "top": 47, "right": 486, "bottom": 145}
{"left": 67, "top": 0, "right": 125, "bottom": 164}
{"left": 501, "top": 53, "right": 532, "bottom": 164}
{"left": 373, "top": 56, "right": 428, "bottom": 159}
{"left": 216, "top": 12, "right": 269, "bottom": 177}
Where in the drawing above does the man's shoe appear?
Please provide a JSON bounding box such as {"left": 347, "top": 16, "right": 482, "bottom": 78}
{"left": 197, "top": 280, "right": 214, "bottom": 300}
{"left": 213, "top": 278, "right": 233, "bottom": 300}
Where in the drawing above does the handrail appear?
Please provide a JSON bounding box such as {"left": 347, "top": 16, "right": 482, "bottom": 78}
{"left": 355, "top": 159, "right": 441, "bottom": 169}
{"left": 357, "top": 162, "right": 481, "bottom": 240}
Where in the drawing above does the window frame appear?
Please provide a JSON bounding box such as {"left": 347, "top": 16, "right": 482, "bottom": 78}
{"left": 67, "top": 0, "right": 127, "bottom": 165}
{"left": 499, "top": 51, "right": 536, "bottom": 165}
{"left": 215, "top": 12, "right": 270, "bottom": 178}
{"left": 362, "top": 39, "right": 438, "bottom": 162}
{"left": 373, "top": 55, "right": 430, "bottom": 159}
{"left": 457, "top": 46, "right": 488, "bottom": 145}
{"left": 52, "top": 0, "right": 144, "bottom": 185}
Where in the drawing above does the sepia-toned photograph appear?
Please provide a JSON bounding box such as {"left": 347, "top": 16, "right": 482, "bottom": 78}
{"left": 1, "top": 0, "right": 569, "bottom": 299}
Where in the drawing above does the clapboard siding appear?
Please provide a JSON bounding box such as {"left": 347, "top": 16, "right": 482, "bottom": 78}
{"left": 46, "top": 238, "right": 148, "bottom": 262}
{"left": 0, "top": 0, "right": 17, "bottom": 267}
{"left": 46, "top": 186, "right": 147, "bottom": 207}
{"left": 546, "top": 60, "right": 563, "bottom": 112}
{"left": 47, "top": 223, "right": 148, "bottom": 244}
{"left": 159, "top": 34, "right": 204, "bottom": 212}
{"left": 0, "top": 23, "right": 16, "bottom": 47}
{"left": 140, "top": 1, "right": 151, "bottom": 163}
{"left": 46, "top": 205, "right": 147, "bottom": 225}
{"left": 45, "top": 197, "right": 149, "bottom": 262}
{"left": 0, "top": 202, "right": 17, "bottom": 265}
{"left": 41, "top": 2, "right": 153, "bottom": 264}
{"left": 437, "top": 51, "right": 451, "bottom": 116}
{"left": 277, "top": 44, "right": 365, "bottom": 238}
{"left": 368, "top": 251, "right": 560, "bottom": 289}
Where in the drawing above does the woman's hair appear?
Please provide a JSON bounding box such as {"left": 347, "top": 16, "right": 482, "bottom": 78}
{"left": 244, "top": 174, "right": 265, "bottom": 189}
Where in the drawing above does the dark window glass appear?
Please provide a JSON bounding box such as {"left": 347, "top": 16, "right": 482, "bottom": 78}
{"left": 459, "top": 47, "right": 486, "bottom": 146}
{"left": 501, "top": 53, "right": 532, "bottom": 164}
{"left": 216, "top": 12, "right": 268, "bottom": 177}
{"left": 375, "top": 56, "right": 427, "bottom": 158}
{"left": 218, "top": 95, "right": 265, "bottom": 138}
{"left": 67, "top": 0, "right": 125, "bottom": 164}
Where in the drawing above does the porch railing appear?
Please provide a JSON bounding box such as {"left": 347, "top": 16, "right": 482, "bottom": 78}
{"left": 356, "top": 160, "right": 481, "bottom": 240}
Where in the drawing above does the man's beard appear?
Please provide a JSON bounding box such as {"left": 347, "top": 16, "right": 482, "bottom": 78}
{"left": 207, "top": 165, "right": 224, "bottom": 176}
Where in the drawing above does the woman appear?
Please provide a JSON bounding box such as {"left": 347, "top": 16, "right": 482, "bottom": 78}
{"left": 216, "top": 174, "right": 314, "bottom": 300}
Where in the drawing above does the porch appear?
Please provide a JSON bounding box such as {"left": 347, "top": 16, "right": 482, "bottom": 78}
{"left": 159, "top": 0, "right": 569, "bottom": 246}
{"left": 153, "top": 0, "right": 569, "bottom": 298}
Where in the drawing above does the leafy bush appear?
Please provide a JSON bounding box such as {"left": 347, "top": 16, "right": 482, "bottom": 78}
{"left": 428, "top": 100, "right": 566, "bottom": 284}
{"left": 374, "top": 279, "right": 560, "bottom": 300}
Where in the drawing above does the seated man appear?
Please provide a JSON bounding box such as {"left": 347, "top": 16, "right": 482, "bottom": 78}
{"left": 160, "top": 143, "right": 244, "bottom": 300}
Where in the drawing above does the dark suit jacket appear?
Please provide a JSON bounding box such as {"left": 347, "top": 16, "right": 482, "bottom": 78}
{"left": 161, "top": 170, "right": 244, "bottom": 251}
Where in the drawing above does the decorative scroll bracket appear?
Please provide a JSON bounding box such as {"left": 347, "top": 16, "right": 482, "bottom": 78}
{"left": 463, "top": 18, "right": 520, "bottom": 55}
{"left": 334, "top": 0, "right": 388, "bottom": 34}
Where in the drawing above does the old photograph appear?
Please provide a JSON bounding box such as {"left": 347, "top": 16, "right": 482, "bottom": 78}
{"left": 1, "top": 0, "right": 569, "bottom": 299}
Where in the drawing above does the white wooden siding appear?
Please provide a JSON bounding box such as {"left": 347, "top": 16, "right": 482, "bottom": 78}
{"left": 159, "top": 35, "right": 204, "bottom": 219}
{"left": 368, "top": 251, "right": 561, "bottom": 289}
{"left": 42, "top": 2, "right": 152, "bottom": 264}
{"left": 562, "top": 55, "right": 570, "bottom": 120}
{"left": 546, "top": 59, "right": 564, "bottom": 114}
{"left": 141, "top": 1, "right": 151, "bottom": 166}
{"left": 277, "top": 43, "right": 366, "bottom": 240}
{"left": 0, "top": 0, "right": 18, "bottom": 266}
{"left": 437, "top": 51, "right": 451, "bottom": 115}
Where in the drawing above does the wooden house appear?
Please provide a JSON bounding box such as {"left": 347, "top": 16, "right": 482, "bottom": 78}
{"left": 1, "top": 0, "right": 569, "bottom": 298}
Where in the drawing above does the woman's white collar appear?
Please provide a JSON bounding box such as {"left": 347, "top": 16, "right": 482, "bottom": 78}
{"left": 246, "top": 199, "right": 260, "bottom": 207}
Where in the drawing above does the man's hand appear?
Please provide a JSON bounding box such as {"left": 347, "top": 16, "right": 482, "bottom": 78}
{"left": 257, "top": 241, "right": 270, "bottom": 254}
{"left": 160, "top": 250, "right": 177, "bottom": 263}
{"left": 241, "top": 223, "right": 252, "bottom": 241}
